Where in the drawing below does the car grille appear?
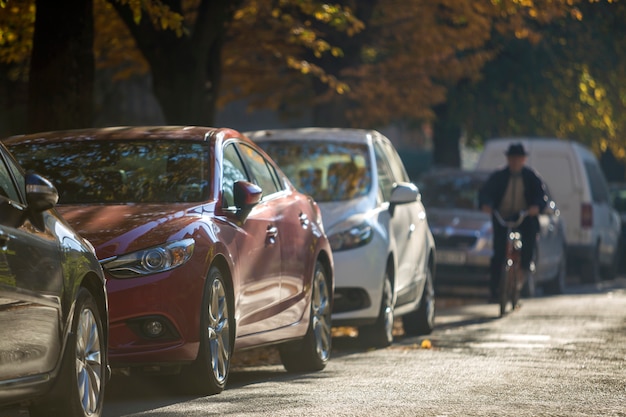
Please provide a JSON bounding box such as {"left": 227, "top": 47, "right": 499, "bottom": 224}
{"left": 433, "top": 234, "right": 477, "bottom": 249}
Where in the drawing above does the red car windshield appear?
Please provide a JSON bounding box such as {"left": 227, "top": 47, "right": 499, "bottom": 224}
{"left": 8, "top": 140, "right": 210, "bottom": 204}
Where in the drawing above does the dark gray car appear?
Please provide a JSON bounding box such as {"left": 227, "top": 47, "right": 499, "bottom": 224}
{"left": 0, "top": 142, "right": 108, "bottom": 417}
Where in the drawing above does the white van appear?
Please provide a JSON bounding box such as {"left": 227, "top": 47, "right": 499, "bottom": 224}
{"left": 476, "top": 137, "right": 621, "bottom": 283}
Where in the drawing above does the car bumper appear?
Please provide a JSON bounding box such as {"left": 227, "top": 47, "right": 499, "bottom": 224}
{"left": 435, "top": 265, "right": 490, "bottom": 286}
{"left": 434, "top": 248, "right": 491, "bottom": 286}
{"left": 566, "top": 244, "right": 598, "bottom": 267}
{"left": 105, "top": 261, "right": 206, "bottom": 367}
{"left": 330, "top": 241, "right": 387, "bottom": 327}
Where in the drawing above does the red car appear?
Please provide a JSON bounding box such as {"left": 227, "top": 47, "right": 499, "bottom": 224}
{"left": 4, "top": 126, "right": 334, "bottom": 395}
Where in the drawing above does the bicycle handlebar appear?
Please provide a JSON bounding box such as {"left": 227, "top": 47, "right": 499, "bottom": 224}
{"left": 493, "top": 210, "right": 528, "bottom": 228}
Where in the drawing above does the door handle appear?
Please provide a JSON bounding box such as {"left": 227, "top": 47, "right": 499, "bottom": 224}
{"left": 299, "top": 213, "right": 310, "bottom": 229}
{"left": 266, "top": 225, "right": 278, "bottom": 245}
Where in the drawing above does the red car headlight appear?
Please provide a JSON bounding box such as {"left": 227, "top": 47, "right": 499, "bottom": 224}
{"left": 102, "top": 238, "right": 195, "bottom": 278}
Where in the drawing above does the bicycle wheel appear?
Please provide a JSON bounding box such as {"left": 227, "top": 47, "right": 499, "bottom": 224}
{"left": 511, "top": 265, "right": 522, "bottom": 309}
{"left": 499, "top": 264, "right": 509, "bottom": 317}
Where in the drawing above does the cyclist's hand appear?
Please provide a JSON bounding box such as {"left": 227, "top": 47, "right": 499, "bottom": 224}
{"left": 527, "top": 205, "right": 540, "bottom": 216}
{"left": 481, "top": 205, "right": 492, "bottom": 214}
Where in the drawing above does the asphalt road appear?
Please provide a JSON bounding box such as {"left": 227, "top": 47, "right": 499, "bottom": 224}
{"left": 2, "top": 276, "right": 625, "bottom": 416}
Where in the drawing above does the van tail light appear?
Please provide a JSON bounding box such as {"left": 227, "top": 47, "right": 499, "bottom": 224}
{"left": 581, "top": 203, "right": 593, "bottom": 228}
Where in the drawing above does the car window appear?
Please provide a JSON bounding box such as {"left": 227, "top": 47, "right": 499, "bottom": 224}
{"left": 419, "top": 172, "right": 485, "bottom": 209}
{"left": 610, "top": 186, "right": 626, "bottom": 213}
{"left": 373, "top": 141, "right": 395, "bottom": 202}
{"left": 0, "top": 151, "right": 20, "bottom": 202}
{"left": 1, "top": 149, "right": 25, "bottom": 201}
{"left": 257, "top": 140, "right": 371, "bottom": 202}
{"left": 222, "top": 143, "right": 249, "bottom": 208}
{"left": 8, "top": 140, "right": 210, "bottom": 204}
{"left": 381, "top": 140, "right": 410, "bottom": 183}
{"left": 584, "top": 161, "right": 610, "bottom": 203}
{"left": 237, "top": 143, "right": 280, "bottom": 199}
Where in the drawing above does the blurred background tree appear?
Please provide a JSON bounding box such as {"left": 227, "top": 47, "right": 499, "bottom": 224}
{"left": 445, "top": 0, "right": 626, "bottom": 166}
{"left": 1, "top": 0, "right": 624, "bottom": 172}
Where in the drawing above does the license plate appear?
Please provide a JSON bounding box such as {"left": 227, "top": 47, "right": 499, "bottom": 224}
{"left": 438, "top": 250, "right": 467, "bottom": 265}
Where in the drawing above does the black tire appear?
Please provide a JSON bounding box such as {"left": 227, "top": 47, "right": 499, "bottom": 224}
{"left": 543, "top": 252, "right": 566, "bottom": 295}
{"left": 580, "top": 245, "right": 601, "bottom": 284}
{"left": 279, "top": 260, "right": 332, "bottom": 372}
{"left": 358, "top": 270, "right": 394, "bottom": 348}
{"left": 619, "top": 237, "right": 626, "bottom": 274}
{"left": 30, "top": 287, "right": 106, "bottom": 417}
{"left": 601, "top": 243, "right": 620, "bottom": 281}
{"left": 512, "top": 267, "right": 522, "bottom": 309}
{"left": 180, "top": 266, "right": 233, "bottom": 395}
{"left": 402, "top": 266, "right": 435, "bottom": 336}
{"left": 499, "top": 264, "right": 510, "bottom": 317}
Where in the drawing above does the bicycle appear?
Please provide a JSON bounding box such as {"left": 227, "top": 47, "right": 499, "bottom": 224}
{"left": 493, "top": 210, "right": 528, "bottom": 317}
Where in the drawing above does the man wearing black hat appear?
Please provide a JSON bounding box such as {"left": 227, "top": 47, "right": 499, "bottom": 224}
{"left": 478, "top": 142, "right": 548, "bottom": 303}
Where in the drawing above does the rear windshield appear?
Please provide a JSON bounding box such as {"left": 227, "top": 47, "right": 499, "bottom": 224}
{"left": 257, "top": 140, "right": 371, "bottom": 202}
{"left": 419, "top": 173, "right": 485, "bottom": 209}
{"left": 8, "top": 140, "right": 210, "bottom": 204}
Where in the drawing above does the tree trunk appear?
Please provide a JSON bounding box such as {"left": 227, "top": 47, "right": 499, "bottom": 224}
{"left": 28, "top": 0, "right": 94, "bottom": 133}
{"left": 432, "top": 103, "right": 461, "bottom": 168}
{"left": 150, "top": 54, "right": 216, "bottom": 126}
{"left": 108, "top": 0, "right": 238, "bottom": 126}
{"left": 0, "top": 64, "right": 28, "bottom": 137}
{"left": 310, "top": 0, "right": 378, "bottom": 128}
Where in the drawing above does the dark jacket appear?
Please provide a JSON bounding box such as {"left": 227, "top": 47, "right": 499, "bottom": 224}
{"left": 478, "top": 166, "right": 548, "bottom": 215}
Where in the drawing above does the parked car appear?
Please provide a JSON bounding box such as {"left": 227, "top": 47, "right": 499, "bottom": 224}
{"left": 418, "top": 169, "right": 567, "bottom": 296}
{"left": 609, "top": 182, "right": 626, "bottom": 272}
{"left": 3, "top": 126, "right": 334, "bottom": 395}
{"left": 247, "top": 127, "right": 436, "bottom": 348}
{"left": 0, "top": 142, "right": 108, "bottom": 416}
{"left": 476, "top": 137, "right": 621, "bottom": 283}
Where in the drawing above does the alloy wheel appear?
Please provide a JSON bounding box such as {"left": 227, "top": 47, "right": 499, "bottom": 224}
{"left": 312, "top": 266, "right": 332, "bottom": 362}
{"left": 75, "top": 308, "right": 103, "bottom": 415}
{"left": 207, "top": 277, "right": 230, "bottom": 385}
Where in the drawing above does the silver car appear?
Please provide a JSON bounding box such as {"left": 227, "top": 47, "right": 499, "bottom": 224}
{"left": 247, "top": 128, "right": 436, "bottom": 348}
{"left": 419, "top": 169, "right": 567, "bottom": 297}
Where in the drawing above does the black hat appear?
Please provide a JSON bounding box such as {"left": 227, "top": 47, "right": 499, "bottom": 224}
{"left": 505, "top": 143, "right": 527, "bottom": 156}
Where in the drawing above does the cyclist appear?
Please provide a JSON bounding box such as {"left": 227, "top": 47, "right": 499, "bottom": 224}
{"left": 478, "top": 143, "right": 548, "bottom": 303}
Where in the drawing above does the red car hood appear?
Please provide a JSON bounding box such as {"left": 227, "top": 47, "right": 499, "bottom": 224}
{"left": 55, "top": 203, "right": 209, "bottom": 259}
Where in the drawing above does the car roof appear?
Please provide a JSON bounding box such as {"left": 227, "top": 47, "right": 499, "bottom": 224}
{"left": 420, "top": 168, "right": 490, "bottom": 180}
{"left": 2, "top": 126, "right": 240, "bottom": 145}
{"left": 245, "top": 127, "right": 384, "bottom": 145}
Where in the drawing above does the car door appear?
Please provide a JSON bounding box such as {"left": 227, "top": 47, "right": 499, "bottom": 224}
{"left": 583, "top": 160, "right": 621, "bottom": 265}
{"left": 220, "top": 142, "right": 282, "bottom": 336}
{"left": 236, "top": 143, "right": 312, "bottom": 327}
{"left": 264, "top": 161, "right": 312, "bottom": 324}
{"left": 536, "top": 189, "right": 564, "bottom": 280}
{"left": 0, "top": 149, "right": 64, "bottom": 381}
{"left": 373, "top": 139, "right": 424, "bottom": 306}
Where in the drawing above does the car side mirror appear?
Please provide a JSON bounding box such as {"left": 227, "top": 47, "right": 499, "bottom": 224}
{"left": 26, "top": 173, "right": 59, "bottom": 212}
{"left": 25, "top": 173, "right": 59, "bottom": 231}
{"left": 390, "top": 182, "right": 419, "bottom": 205}
{"left": 388, "top": 182, "right": 420, "bottom": 217}
{"left": 233, "top": 180, "right": 262, "bottom": 221}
